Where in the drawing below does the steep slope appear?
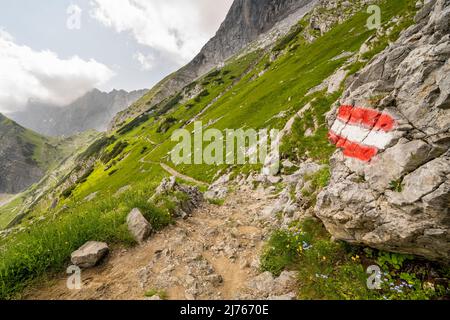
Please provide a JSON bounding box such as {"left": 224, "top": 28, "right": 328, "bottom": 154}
{"left": 0, "top": 113, "right": 60, "bottom": 194}
{"left": 0, "top": 130, "right": 100, "bottom": 230}
{"left": 110, "top": 0, "right": 318, "bottom": 130}
{"left": 10, "top": 89, "right": 146, "bottom": 137}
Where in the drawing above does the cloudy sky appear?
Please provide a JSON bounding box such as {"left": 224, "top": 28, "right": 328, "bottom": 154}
{"left": 0, "top": 0, "right": 233, "bottom": 113}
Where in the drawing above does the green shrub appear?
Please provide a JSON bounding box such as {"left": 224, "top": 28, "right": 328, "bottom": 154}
{"left": 207, "top": 198, "right": 225, "bottom": 206}
{"left": 0, "top": 188, "right": 172, "bottom": 300}
{"left": 157, "top": 93, "right": 182, "bottom": 116}
{"left": 260, "top": 229, "right": 308, "bottom": 276}
{"left": 117, "top": 114, "right": 150, "bottom": 135}
{"left": 389, "top": 179, "right": 404, "bottom": 193}
{"left": 77, "top": 136, "right": 116, "bottom": 161}
{"left": 101, "top": 141, "right": 129, "bottom": 164}
{"left": 205, "top": 69, "right": 221, "bottom": 79}
{"left": 260, "top": 219, "right": 448, "bottom": 300}
{"left": 144, "top": 289, "right": 168, "bottom": 299}
{"left": 61, "top": 185, "right": 76, "bottom": 198}
{"left": 140, "top": 146, "right": 148, "bottom": 155}
{"left": 272, "top": 24, "right": 303, "bottom": 52}
{"left": 108, "top": 169, "right": 119, "bottom": 176}
{"left": 194, "top": 90, "right": 210, "bottom": 102}
{"left": 75, "top": 167, "right": 94, "bottom": 184}
{"left": 156, "top": 117, "right": 178, "bottom": 134}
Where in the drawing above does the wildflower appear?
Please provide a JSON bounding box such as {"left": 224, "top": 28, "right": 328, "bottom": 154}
{"left": 302, "top": 241, "right": 312, "bottom": 251}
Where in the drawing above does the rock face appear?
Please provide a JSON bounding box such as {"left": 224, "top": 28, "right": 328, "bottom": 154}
{"left": 9, "top": 89, "right": 146, "bottom": 137}
{"left": 127, "top": 208, "right": 152, "bottom": 244}
{"left": 71, "top": 241, "right": 109, "bottom": 268}
{"left": 0, "top": 114, "right": 50, "bottom": 194}
{"left": 110, "top": 0, "right": 318, "bottom": 130}
{"left": 193, "top": 0, "right": 316, "bottom": 76}
{"left": 316, "top": 0, "right": 450, "bottom": 262}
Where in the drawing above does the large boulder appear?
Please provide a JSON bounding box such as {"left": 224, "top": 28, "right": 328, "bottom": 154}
{"left": 316, "top": 0, "right": 450, "bottom": 262}
{"left": 71, "top": 241, "right": 109, "bottom": 268}
{"left": 127, "top": 208, "right": 152, "bottom": 244}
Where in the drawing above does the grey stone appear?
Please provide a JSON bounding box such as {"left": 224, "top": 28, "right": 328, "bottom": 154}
{"left": 267, "top": 292, "right": 296, "bottom": 300}
{"left": 127, "top": 208, "right": 152, "bottom": 244}
{"left": 71, "top": 241, "right": 109, "bottom": 268}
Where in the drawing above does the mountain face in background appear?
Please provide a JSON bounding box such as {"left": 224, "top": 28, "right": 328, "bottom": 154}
{"left": 194, "top": 0, "right": 316, "bottom": 73}
{"left": 9, "top": 89, "right": 146, "bottom": 137}
{"left": 0, "top": 113, "right": 59, "bottom": 194}
{"left": 110, "top": 0, "right": 317, "bottom": 130}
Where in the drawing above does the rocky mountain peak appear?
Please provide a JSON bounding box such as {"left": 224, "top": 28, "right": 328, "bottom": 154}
{"left": 191, "top": 0, "right": 316, "bottom": 74}
{"left": 110, "top": 0, "right": 318, "bottom": 130}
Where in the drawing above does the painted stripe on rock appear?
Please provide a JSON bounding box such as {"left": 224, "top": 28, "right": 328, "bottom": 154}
{"left": 337, "top": 105, "right": 395, "bottom": 132}
{"left": 328, "top": 131, "right": 379, "bottom": 162}
{"left": 330, "top": 119, "right": 393, "bottom": 150}
{"left": 329, "top": 106, "right": 396, "bottom": 162}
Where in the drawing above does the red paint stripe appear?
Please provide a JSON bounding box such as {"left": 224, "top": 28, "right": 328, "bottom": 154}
{"left": 337, "top": 106, "right": 395, "bottom": 132}
{"left": 328, "top": 131, "right": 378, "bottom": 162}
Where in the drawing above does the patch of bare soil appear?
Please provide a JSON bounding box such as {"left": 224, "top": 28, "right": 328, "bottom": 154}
{"left": 25, "top": 185, "right": 296, "bottom": 300}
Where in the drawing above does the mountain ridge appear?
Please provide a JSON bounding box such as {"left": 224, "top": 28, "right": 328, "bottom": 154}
{"left": 9, "top": 88, "right": 146, "bottom": 137}
{"left": 109, "top": 0, "right": 318, "bottom": 130}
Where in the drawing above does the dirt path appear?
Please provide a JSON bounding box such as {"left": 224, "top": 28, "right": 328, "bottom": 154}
{"left": 24, "top": 185, "right": 295, "bottom": 300}
{"left": 139, "top": 156, "right": 209, "bottom": 187}
{"left": 159, "top": 163, "right": 209, "bottom": 187}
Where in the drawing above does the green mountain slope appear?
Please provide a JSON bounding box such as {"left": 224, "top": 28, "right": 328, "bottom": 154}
{"left": 0, "top": 113, "right": 100, "bottom": 229}
{"left": 0, "top": 0, "right": 419, "bottom": 299}
{"left": 0, "top": 113, "right": 60, "bottom": 193}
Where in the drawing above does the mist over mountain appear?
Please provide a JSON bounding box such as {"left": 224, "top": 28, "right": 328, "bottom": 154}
{"left": 9, "top": 89, "right": 146, "bottom": 137}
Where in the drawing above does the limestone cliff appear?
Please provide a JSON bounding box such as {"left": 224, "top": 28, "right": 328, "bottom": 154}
{"left": 316, "top": 0, "right": 450, "bottom": 261}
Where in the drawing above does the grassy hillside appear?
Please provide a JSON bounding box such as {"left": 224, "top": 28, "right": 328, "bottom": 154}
{"left": 0, "top": 0, "right": 421, "bottom": 299}
{"left": 0, "top": 114, "right": 59, "bottom": 170}
{"left": 0, "top": 127, "right": 100, "bottom": 229}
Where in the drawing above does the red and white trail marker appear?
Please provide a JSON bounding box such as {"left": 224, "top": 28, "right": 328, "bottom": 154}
{"left": 328, "top": 105, "right": 396, "bottom": 162}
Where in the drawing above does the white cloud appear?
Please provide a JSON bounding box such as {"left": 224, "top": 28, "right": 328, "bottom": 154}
{"left": 90, "top": 0, "right": 233, "bottom": 65}
{"left": 0, "top": 28, "right": 114, "bottom": 113}
{"left": 0, "top": 28, "right": 14, "bottom": 42}
{"left": 133, "top": 52, "right": 155, "bottom": 71}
